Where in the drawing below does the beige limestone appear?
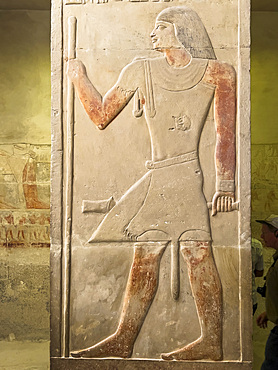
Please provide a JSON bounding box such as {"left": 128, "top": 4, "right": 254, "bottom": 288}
{"left": 51, "top": 0, "right": 251, "bottom": 368}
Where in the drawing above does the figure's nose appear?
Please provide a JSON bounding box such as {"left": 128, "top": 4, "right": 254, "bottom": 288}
{"left": 150, "top": 29, "right": 155, "bottom": 38}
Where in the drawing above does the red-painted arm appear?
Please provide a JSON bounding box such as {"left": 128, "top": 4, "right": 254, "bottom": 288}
{"left": 67, "top": 59, "right": 135, "bottom": 130}
{"left": 204, "top": 60, "right": 237, "bottom": 216}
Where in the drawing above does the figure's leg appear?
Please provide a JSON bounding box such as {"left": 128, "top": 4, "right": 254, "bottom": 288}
{"left": 162, "top": 241, "right": 222, "bottom": 361}
{"left": 22, "top": 157, "right": 49, "bottom": 209}
{"left": 71, "top": 242, "right": 167, "bottom": 358}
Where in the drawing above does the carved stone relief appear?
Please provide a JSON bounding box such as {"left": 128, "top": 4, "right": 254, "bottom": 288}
{"left": 51, "top": 0, "right": 251, "bottom": 368}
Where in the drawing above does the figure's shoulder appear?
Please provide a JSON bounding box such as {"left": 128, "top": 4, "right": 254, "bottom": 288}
{"left": 119, "top": 57, "right": 148, "bottom": 77}
{"left": 128, "top": 56, "right": 164, "bottom": 67}
{"left": 206, "top": 59, "right": 236, "bottom": 79}
{"left": 119, "top": 56, "right": 164, "bottom": 80}
{"left": 117, "top": 57, "right": 156, "bottom": 89}
{"left": 203, "top": 59, "right": 236, "bottom": 87}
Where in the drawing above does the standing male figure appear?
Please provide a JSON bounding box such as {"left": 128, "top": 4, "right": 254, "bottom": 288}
{"left": 68, "top": 6, "right": 236, "bottom": 361}
{"left": 256, "top": 215, "right": 278, "bottom": 370}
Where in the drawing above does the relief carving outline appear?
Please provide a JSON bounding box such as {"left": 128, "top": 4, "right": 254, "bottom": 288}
{"left": 67, "top": 5, "right": 237, "bottom": 361}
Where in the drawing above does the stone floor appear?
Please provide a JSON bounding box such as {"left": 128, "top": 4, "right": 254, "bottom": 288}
{"left": 0, "top": 341, "right": 49, "bottom": 369}
{"left": 0, "top": 330, "right": 272, "bottom": 370}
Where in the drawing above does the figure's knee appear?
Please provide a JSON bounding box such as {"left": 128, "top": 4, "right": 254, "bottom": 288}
{"left": 179, "top": 230, "right": 211, "bottom": 243}
{"left": 134, "top": 240, "right": 169, "bottom": 262}
{"left": 179, "top": 240, "right": 212, "bottom": 264}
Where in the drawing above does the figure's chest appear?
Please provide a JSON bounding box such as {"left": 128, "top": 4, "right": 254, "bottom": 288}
{"left": 143, "top": 82, "right": 215, "bottom": 134}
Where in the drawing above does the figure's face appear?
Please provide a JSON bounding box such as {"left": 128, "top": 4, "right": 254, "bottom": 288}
{"left": 261, "top": 224, "right": 277, "bottom": 248}
{"left": 150, "top": 20, "right": 183, "bottom": 51}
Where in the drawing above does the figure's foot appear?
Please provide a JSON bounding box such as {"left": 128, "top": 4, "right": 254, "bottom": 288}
{"left": 161, "top": 337, "right": 222, "bottom": 361}
{"left": 70, "top": 333, "right": 133, "bottom": 358}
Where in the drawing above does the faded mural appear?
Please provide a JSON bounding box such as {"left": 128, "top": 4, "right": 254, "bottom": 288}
{"left": 0, "top": 144, "right": 50, "bottom": 248}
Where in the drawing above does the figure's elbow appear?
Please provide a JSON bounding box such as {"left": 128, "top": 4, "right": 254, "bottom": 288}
{"left": 97, "top": 123, "right": 106, "bottom": 130}
{"left": 95, "top": 115, "right": 111, "bottom": 130}
{"left": 86, "top": 108, "right": 109, "bottom": 130}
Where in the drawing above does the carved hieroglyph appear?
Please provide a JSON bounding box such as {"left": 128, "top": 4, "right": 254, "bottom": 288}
{"left": 51, "top": 0, "right": 251, "bottom": 368}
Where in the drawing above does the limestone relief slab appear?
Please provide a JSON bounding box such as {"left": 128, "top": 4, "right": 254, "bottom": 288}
{"left": 51, "top": 0, "right": 251, "bottom": 368}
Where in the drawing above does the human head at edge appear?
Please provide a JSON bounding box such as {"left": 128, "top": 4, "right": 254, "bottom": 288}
{"left": 156, "top": 6, "right": 216, "bottom": 60}
{"left": 256, "top": 215, "right": 278, "bottom": 249}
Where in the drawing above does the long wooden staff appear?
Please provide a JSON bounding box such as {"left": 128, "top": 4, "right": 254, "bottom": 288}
{"left": 171, "top": 240, "right": 180, "bottom": 300}
{"left": 61, "top": 16, "right": 77, "bottom": 358}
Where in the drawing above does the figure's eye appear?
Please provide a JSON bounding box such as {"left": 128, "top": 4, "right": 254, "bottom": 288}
{"left": 156, "top": 24, "right": 166, "bottom": 30}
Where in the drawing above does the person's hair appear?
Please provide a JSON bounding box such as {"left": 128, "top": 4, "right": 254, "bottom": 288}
{"left": 157, "top": 6, "right": 216, "bottom": 60}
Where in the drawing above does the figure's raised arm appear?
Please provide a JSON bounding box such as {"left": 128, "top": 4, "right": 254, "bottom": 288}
{"left": 204, "top": 60, "right": 236, "bottom": 216}
{"left": 67, "top": 59, "right": 137, "bottom": 130}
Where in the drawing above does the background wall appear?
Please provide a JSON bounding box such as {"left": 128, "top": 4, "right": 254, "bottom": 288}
{"left": 251, "top": 11, "right": 278, "bottom": 235}
{"left": 251, "top": 6, "right": 278, "bottom": 370}
{"left": 0, "top": 5, "right": 51, "bottom": 343}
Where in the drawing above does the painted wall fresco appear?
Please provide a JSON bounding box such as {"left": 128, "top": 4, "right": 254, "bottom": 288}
{"left": 0, "top": 10, "right": 51, "bottom": 249}
{"left": 0, "top": 144, "right": 50, "bottom": 248}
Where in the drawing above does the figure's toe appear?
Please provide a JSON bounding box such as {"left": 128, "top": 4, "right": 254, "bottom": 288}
{"left": 71, "top": 350, "right": 84, "bottom": 358}
{"left": 161, "top": 352, "right": 174, "bottom": 361}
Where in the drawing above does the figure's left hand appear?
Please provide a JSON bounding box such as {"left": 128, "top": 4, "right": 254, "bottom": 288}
{"left": 211, "top": 191, "right": 235, "bottom": 216}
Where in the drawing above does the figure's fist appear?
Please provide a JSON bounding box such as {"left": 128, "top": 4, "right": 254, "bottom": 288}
{"left": 67, "top": 59, "right": 86, "bottom": 82}
{"left": 211, "top": 191, "right": 236, "bottom": 216}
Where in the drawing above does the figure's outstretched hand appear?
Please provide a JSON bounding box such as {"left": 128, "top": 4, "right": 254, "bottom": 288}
{"left": 211, "top": 191, "right": 235, "bottom": 216}
{"left": 256, "top": 311, "right": 268, "bottom": 329}
{"left": 67, "top": 59, "right": 86, "bottom": 82}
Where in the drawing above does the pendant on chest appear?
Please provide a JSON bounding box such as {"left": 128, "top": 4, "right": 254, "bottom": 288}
{"left": 169, "top": 114, "right": 191, "bottom": 132}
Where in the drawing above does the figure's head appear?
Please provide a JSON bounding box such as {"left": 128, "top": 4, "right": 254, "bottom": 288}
{"left": 151, "top": 6, "right": 216, "bottom": 60}
{"left": 257, "top": 214, "right": 278, "bottom": 249}
{"left": 150, "top": 20, "right": 184, "bottom": 51}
